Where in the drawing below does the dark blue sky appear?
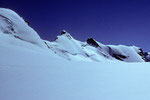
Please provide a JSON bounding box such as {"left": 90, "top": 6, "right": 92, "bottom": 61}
{"left": 1, "top": 0, "right": 150, "bottom": 51}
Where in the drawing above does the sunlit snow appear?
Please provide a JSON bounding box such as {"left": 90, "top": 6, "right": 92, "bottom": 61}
{"left": 0, "top": 8, "right": 150, "bottom": 100}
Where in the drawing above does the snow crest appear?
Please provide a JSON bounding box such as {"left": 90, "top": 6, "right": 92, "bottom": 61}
{"left": 0, "top": 8, "right": 47, "bottom": 48}
{"left": 45, "top": 31, "right": 146, "bottom": 62}
{"left": 0, "top": 8, "right": 149, "bottom": 62}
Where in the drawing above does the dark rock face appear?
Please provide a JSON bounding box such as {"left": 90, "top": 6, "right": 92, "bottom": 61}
{"left": 138, "top": 48, "right": 150, "bottom": 62}
{"left": 112, "top": 54, "right": 127, "bottom": 61}
{"left": 25, "top": 20, "right": 30, "bottom": 25}
{"left": 61, "top": 30, "right": 67, "bottom": 35}
{"left": 87, "top": 38, "right": 99, "bottom": 48}
{"left": 108, "top": 46, "right": 127, "bottom": 61}
{"left": 138, "top": 48, "right": 146, "bottom": 61}
{"left": 143, "top": 52, "right": 150, "bottom": 62}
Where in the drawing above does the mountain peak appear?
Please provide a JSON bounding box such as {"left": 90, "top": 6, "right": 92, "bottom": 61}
{"left": 61, "top": 30, "right": 67, "bottom": 35}
{"left": 58, "top": 30, "right": 72, "bottom": 40}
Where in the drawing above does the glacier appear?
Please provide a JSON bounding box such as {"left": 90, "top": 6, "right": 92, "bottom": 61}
{"left": 0, "top": 8, "right": 150, "bottom": 100}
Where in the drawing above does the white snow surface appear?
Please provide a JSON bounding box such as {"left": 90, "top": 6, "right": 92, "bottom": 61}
{"left": 0, "top": 8, "right": 145, "bottom": 62}
{"left": 0, "top": 8, "right": 47, "bottom": 48}
{"left": 1, "top": 43, "right": 150, "bottom": 100}
{"left": 45, "top": 33, "right": 144, "bottom": 62}
{"left": 0, "top": 8, "right": 150, "bottom": 100}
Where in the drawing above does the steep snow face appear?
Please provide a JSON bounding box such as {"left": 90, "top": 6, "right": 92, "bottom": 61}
{"left": 45, "top": 31, "right": 144, "bottom": 62}
{"left": 0, "top": 8, "right": 47, "bottom": 49}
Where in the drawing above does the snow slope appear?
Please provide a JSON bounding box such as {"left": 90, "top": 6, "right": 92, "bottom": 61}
{"left": 1, "top": 8, "right": 150, "bottom": 100}
{"left": 1, "top": 44, "right": 150, "bottom": 100}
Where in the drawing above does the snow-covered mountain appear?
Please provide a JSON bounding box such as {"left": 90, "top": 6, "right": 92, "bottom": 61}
{"left": 1, "top": 8, "right": 150, "bottom": 100}
{"left": 45, "top": 31, "right": 149, "bottom": 62}
{"left": 0, "top": 8, "right": 149, "bottom": 62}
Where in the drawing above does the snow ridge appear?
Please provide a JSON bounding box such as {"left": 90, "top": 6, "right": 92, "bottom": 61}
{"left": 0, "top": 8, "right": 47, "bottom": 48}
{"left": 0, "top": 8, "right": 150, "bottom": 62}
